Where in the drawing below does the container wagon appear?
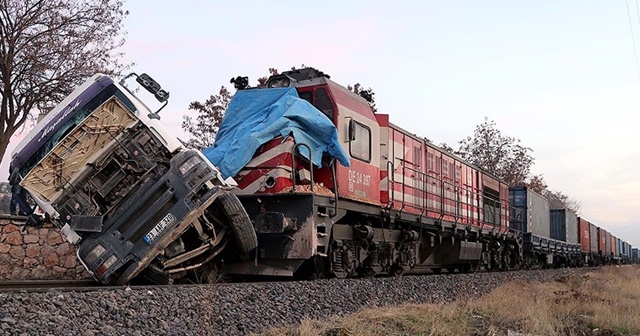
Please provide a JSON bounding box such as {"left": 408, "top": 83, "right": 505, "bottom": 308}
{"left": 597, "top": 227, "right": 608, "bottom": 264}
{"left": 611, "top": 234, "right": 619, "bottom": 263}
{"left": 549, "top": 209, "right": 581, "bottom": 266}
{"left": 577, "top": 218, "right": 598, "bottom": 266}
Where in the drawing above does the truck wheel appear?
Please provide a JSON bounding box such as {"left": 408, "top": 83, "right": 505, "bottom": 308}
{"left": 213, "top": 193, "right": 257, "bottom": 253}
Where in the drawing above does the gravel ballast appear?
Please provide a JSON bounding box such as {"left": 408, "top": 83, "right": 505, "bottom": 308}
{"left": 0, "top": 268, "right": 581, "bottom": 335}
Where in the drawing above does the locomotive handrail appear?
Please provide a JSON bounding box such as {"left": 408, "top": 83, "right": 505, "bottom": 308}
{"left": 386, "top": 160, "right": 395, "bottom": 209}
{"left": 437, "top": 177, "right": 445, "bottom": 225}
{"left": 454, "top": 184, "right": 460, "bottom": 225}
{"left": 419, "top": 170, "right": 428, "bottom": 217}
{"left": 291, "top": 143, "right": 314, "bottom": 194}
{"left": 400, "top": 164, "right": 429, "bottom": 217}
{"left": 399, "top": 157, "right": 406, "bottom": 214}
{"left": 241, "top": 165, "right": 293, "bottom": 172}
{"left": 330, "top": 161, "right": 338, "bottom": 218}
{"left": 441, "top": 179, "right": 463, "bottom": 225}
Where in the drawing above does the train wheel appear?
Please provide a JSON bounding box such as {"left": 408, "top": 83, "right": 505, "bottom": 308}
{"left": 503, "top": 246, "right": 520, "bottom": 271}
{"left": 311, "top": 256, "right": 329, "bottom": 280}
{"left": 431, "top": 268, "right": 442, "bottom": 274}
{"left": 461, "top": 262, "right": 478, "bottom": 273}
{"left": 391, "top": 264, "right": 404, "bottom": 276}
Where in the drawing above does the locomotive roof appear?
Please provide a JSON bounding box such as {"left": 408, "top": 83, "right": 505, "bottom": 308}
{"left": 387, "top": 120, "right": 507, "bottom": 185}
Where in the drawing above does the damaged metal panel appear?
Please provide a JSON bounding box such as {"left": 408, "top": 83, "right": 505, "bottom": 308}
{"left": 21, "top": 97, "right": 137, "bottom": 203}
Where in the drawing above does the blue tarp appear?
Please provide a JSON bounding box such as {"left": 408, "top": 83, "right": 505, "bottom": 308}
{"left": 202, "top": 87, "right": 350, "bottom": 178}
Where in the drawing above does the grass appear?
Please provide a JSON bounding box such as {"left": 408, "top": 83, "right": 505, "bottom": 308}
{"left": 260, "top": 266, "right": 640, "bottom": 336}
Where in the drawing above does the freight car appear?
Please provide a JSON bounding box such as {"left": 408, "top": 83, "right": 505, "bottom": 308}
{"left": 548, "top": 208, "right": 582, "bottom": 266}
{"left": 611, "top": 234, "right": 619, "bottom": 263}
{"left": 510, "top": 188, "right": 581, "bottom": 268}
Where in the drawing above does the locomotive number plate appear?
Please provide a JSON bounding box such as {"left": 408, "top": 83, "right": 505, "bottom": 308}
{"left": 144, "top": 212, "right": 176, "bottom": 244}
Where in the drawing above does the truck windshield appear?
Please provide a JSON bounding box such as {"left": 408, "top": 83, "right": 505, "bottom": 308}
{"left": 18, "top": 84, "right": 137, "bottom": 177}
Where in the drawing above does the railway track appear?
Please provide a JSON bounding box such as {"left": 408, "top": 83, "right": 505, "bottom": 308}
{"left": 0, "top": 278, "right": 261, "bottom": 293}
{"left": 0, "top": 279, "right": 104, "bottom": 293}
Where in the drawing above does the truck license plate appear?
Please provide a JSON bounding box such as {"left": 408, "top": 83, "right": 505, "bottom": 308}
{"left": 144, "top": 213, "right": 176, "bottom": 244}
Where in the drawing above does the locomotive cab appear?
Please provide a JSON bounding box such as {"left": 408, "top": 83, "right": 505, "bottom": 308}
{"left": 262, "top": 68, "right": 381, "bottom": 204}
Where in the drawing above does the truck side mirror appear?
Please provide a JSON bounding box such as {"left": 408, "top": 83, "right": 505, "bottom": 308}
{"left": 9, "top": 168, "right": 19, "bottom": 185}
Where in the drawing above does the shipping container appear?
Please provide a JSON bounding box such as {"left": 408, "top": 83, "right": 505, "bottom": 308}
{"left": 509, "top": 187, "right": 550, "bottom": 238}
{"left": 550, "top": 209, "right": 578, "bottom": 243}
{"left": 597, "top": 227, "right": 607, "bottom": 254}
{"left": 611, "top": 234, "right": 618, "bottom": 257}
{"left": 617, "top": 238, "right": 623, "bottom": 258}
{"left": 605, "top": 231, "right": 611, "bottom": 256}
{"left": 589, "top": 223, "right": 598, "bottom": 254}
{"left": 577, "top": 217, "right": 591, "bottom": 253}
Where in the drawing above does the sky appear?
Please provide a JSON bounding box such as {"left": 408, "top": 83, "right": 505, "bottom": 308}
{"left": 2, "top": 1, "right": 639, "bottom": 246}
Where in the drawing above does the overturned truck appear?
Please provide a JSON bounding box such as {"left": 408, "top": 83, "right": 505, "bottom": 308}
{"left": 9, "top": 73, "right": 257, "bottom": 285}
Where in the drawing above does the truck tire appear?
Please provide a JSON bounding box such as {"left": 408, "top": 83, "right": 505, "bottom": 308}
{"left": 213, "top": 193, "right": 257, "bottom": 253}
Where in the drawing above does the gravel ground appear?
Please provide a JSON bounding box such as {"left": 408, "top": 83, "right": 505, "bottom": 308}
{"left": 0, "top": 268, "right": 581, "bottom": 335}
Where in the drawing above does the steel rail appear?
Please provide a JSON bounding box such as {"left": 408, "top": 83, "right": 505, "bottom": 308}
{"left": 0, "top": 279, "right": 103, "bottom": 293}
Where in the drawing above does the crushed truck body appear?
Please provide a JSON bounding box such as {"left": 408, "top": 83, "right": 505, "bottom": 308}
{"left": 9, "top": 73, "right": 257, "bottom": 285}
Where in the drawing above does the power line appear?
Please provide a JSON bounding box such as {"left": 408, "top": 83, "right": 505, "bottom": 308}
{"left": 625, "top": 0, "right": 640, "bottom": 83}
{"left": 636, "top": 0, "right": 640, "bottom": 34}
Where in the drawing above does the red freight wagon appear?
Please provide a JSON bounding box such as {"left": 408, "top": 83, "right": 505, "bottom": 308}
{"left": 577, "top": 217, "right": 591, "bottom": 253}
{"left": 598, "top": 227, "right": 607, "bottom": 254}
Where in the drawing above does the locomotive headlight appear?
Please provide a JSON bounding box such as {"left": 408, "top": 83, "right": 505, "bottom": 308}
{"left": 179, "top": 156, "right": 201, "bottom": 175}
{"left": 267, "top": 76, "right": 291, "bottom": 88}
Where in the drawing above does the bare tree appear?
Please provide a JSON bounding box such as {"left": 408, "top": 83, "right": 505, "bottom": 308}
{"left": 0, "top": 0, "right": 129, "bottom": 161}
{"left": 520, "top": 174, "right": 547, "bottom": 194}
{"left": 185, "top": 65, "right": 353, "bottom": 148}
{"left": 182, "top": 86, "right": 232, "bottom": 150}
{"left": 545, "top": 189, "right": 581, "bottom": 214}
{"left": 456, "top": 117, "right": 534, "bottom": 186}
{"left": 439, "top": 142, "right": 454, "bottom": 153}
{"left": 518, "top": 174, "right": 581, "bottom": 214}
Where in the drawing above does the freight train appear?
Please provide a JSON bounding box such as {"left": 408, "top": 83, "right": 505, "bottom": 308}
{"left": 9, "top": 68, "right": 639, "bottom": 284}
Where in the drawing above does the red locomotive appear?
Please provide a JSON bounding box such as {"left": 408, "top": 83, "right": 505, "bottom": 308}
{"left": 218, "top": 68, "right": 521, "bottom": 278}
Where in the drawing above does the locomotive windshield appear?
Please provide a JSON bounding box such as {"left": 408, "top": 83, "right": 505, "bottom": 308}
{"left": 296, "top": 87, "right": 335, "bottom": 120}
